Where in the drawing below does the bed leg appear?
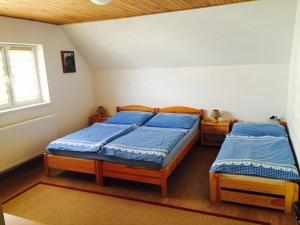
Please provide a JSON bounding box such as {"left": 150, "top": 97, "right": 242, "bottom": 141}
{"left": 161, "top": 171, "right": 168, "bottom": 198}
{"left": 95, "top": 160, "right": 103, "bottom": 186}
{"left": 210, "top": 173, "right": 220, "bottom": 202}
{"left": 284, "top": 182, "right": 299, "bottom": 213}
{"left": 43, "top": 153, "right": 50, "bottom": 177}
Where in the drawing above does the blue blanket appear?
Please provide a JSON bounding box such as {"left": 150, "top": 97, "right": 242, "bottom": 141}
{"left": 100, "top": 126, "right": 188, "bottom": 165}
{"left": 47, "top": 123, "right": 136, "bottom": 153}
{"left": 210, "top": 135, "right": 300, "bottom": 180}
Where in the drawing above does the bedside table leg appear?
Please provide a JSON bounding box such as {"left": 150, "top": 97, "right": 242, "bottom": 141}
{"left": 43, "top": 153, "right": 50, "bottom": 177}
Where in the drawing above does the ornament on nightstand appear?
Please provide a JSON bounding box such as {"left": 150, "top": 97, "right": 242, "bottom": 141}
{"left": 96, "top": 106, "right": 107, "bottom": 116}
{"left": 269, "top": 115, "right": 283, "bottom": 123}
{"left": 211, "top": 109, "right": 221, "bottom": 123}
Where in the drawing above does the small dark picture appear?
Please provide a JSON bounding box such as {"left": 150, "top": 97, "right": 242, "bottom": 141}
{"left": 61, "top": 51, "right": 76, "bottom": 73}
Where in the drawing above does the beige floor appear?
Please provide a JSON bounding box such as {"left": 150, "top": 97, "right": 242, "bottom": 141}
{"left": 3, "top": 183, "right": 264, "bottom": 225}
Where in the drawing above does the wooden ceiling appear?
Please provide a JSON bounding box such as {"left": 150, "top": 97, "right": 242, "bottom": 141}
{"left": 0, "top": 0, "right": 251, "bottom": 25}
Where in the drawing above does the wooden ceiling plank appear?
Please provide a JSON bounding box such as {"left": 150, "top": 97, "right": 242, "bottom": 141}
{"left": 0, "top": 0, "right": 252, "bottom": 25}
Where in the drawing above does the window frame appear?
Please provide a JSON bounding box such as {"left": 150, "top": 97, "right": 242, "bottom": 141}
{"left": 0, "top": 45, "right": 13, "bottom": 110}
{"left": 0, "top": 43, "right": 45, "bottom": 111}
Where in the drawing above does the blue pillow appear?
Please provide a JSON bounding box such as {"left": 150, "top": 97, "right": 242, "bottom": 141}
{"left": 144, "top": 113, "right": 198, "bottom": 129}
{"left": 231, "top": 123, "right": 287, "bottom": 137}
{"left": 105, "top": 111, "right": 154, "bottom": 126}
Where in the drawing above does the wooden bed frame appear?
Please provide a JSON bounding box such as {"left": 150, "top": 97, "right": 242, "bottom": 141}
{"left": 210, "top": 170, "right": 299, "bottom": 214}
{"left": 209, "top": 120, "right": 299, "bottom": 214}
{"left": 44, "top": 105, "right": 204, "bottom": 197}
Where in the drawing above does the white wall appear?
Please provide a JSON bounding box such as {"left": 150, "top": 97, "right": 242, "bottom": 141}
{"left": 62, "top": 0, "right": 295, "bottom": 122}
{"left": 0, "top": 115, "right": 58, "bottom": 172}
{"left": 63, "top": 0, "right": 296, "bottom": 70}
{"left": 0, "top": 17, "right": 95, "bottom": 134}
{"left": 288, "top": 0, "right": 300, "bottom": 162}
{"left": 94, "top": 64, "right": 288, "bottom": 121}
{"left": 0, "top": 17, "right": 95, "bottom": 172}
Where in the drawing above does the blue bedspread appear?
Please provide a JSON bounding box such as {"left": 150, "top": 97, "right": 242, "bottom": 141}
{"left": 210, "top": 135, "right": 300, "bottom": 180}
{"left": 47, "top": 123, "right": 136, "bottom": 153}
{"left": 100, "top": 126, "right": 188, "bottom": 165}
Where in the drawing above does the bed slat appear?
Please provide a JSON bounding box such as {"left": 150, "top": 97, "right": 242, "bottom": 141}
{"left": 220, "top": 175, "right": 286, "bottom": 195}
{"left": 220, "top": 190, "right": 285, "bottom": 210}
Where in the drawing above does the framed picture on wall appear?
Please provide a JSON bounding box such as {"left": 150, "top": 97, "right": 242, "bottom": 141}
{"left": 61, "top": 51, "right": 76, "bottom": 73}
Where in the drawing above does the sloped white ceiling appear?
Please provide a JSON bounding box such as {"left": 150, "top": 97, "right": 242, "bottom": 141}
{"left": 62, "top": 0, "right": 297, "bottom": 70}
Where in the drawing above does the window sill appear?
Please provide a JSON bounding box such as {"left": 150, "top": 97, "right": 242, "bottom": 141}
{"left": 0, "top": 102, "right": 51, "bottom": 115}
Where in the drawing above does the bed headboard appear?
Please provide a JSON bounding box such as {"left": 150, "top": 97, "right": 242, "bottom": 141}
{"left": 116, "top": 105, "right": 156, "bottom": 113}
{"left": 116, "top": 105, "right": 203, "bottom": 118}
{"left": 158, "top": 106, "right": 204, "bottom": 118}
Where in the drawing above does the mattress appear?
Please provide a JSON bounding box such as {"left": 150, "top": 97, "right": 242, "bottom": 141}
{"left": 47, "top": 120, "right": 199, "bottom": 169}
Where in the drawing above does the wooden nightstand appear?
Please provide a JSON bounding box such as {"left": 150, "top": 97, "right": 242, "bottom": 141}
{"left": 88, "top": 114, "right": 110, "bottom": 125}
{"left": 201, "top": 120, "right": 231, "bottom": 147}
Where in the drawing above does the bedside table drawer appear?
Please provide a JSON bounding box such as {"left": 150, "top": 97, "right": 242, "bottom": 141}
{"left": 201, "top": 120, "right": 232, "bottom": 147}
{"left": 202, "top": 125, "right": 228, "bottom": 134}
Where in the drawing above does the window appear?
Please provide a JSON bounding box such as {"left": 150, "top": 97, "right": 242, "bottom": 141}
{"left": 0, "top": 43, "right": 49, "bottom": 111}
